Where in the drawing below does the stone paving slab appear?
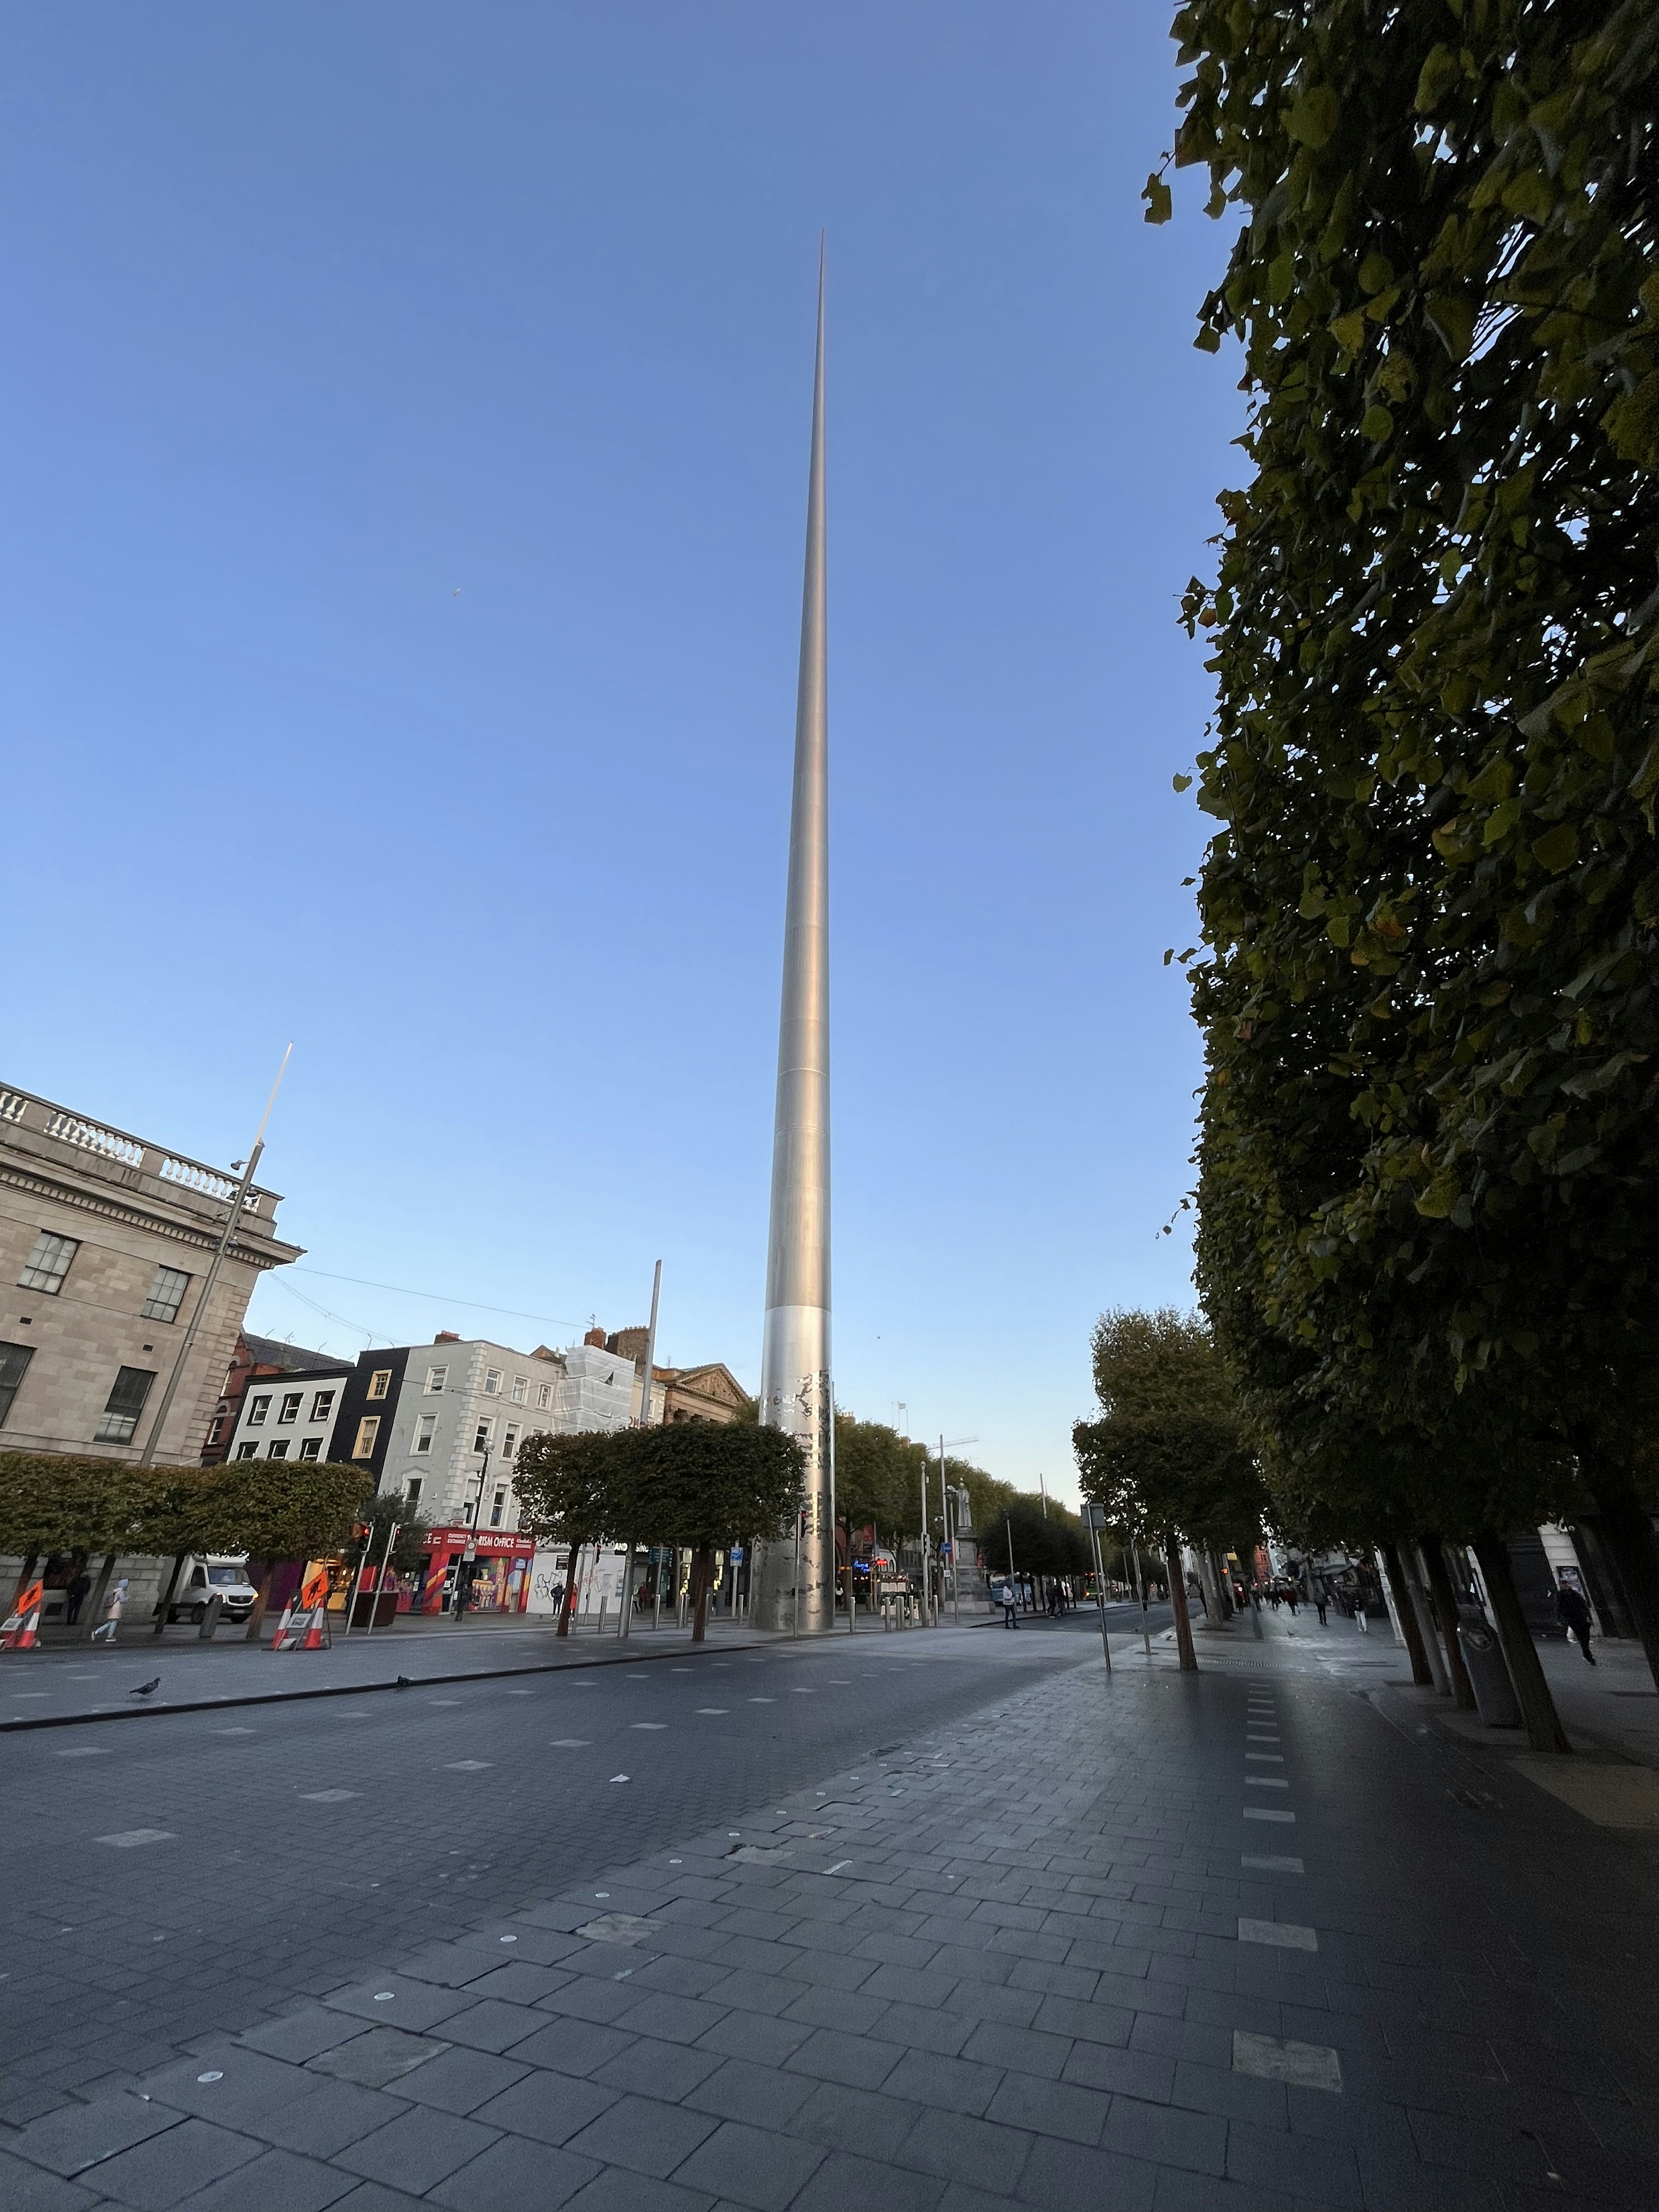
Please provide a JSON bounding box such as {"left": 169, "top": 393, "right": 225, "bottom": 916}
{"left": 8, "top": 1640, "right": 1659, "bottom": 2210}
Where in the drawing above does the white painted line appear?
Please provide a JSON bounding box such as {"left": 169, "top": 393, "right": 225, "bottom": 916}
{"left": 1246, "top": 1777, "right": 1290, "bottom": 1789}
{"left": 550, "top": 1738, "right": 591, "bottom": 1747}
{"left": 1233, "top": 2029, "right": 1341, "bottom": 2092}
{"left": 445, "top": 1761, "right": 493, "bottom": 1770}
{"left": 696, "top": 1708, "right": 729, "bottom": 1715}
{"left": 1244, "top": 1808, "right": 1296, "bottom": 1823}
{"left": 1241, "top": 1854, "right": 1303, "bottom": 1873}
{"left": 1246, "top": 1753, "right": 1285, "bottom": 1763}
{"left": 301, "top": 1789, "right": 360, "bottom": 1803}
{"left": 213, "top": 1727, "right": 256, "bottom": 1736}
{"left": 630, "top": 1723, "right": 667, "bottom": 1731}
{"left": 428, "top": 1700, "right": 462, "bottom": 1707}
{"left": 97, "top": 1830, "right": 175, "bottom": 1848}
{"left": 610, "top": 1774, "right": 630, "bottom": 1783}
{"left": 54, "top": 1746, "right": 109, "bottom": 1758}
{"left": 825, "top": 1860, "right": 853, "bottom": 1874}
{"left": 1239, "top": 1917, "right": 1318, "bottom": 1951}
{"left": 749, "top": 1697, "right": 776, "bottom": 1704}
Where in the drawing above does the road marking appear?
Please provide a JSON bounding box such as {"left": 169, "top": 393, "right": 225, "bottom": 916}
{"left": 1246, "top": 1777, "right": 1290, "bottom": 1788}
{"left": 54, "top": 1746, "right": 109, "bottom": 1758}
{"left": 213, "top": 1727, "right": 256, "bottom": 1736}
{"left": 1246, "top": 1753, "right": 1285, "bottom": 1763}
{"left": 631, "top": 1722, "right": 667, "bottom": 1730}
{"left": 428, "top": 1700, "right": 462, "bottom": 1707}
{"left": 696, "top": 1708, "right": 729, "bottom": 1715}
{"left": 749, "top": 1697, "right": 776, "bottom": 1704}
{"left": 610, "top": 1774, "right": 629, "bottom": 1783}
{"left": 825, "top": 1859, "right": 852, "bottom": 1874}
{"left": 791, "top": 1687, "right": 817, "bottom": 1694}
{"left": 1244, "top": 1807, "right": 1296, "bottom": 1823}
{"left": 11, "top": 1693, "right": 49, "bottom": 1700}
{"left": 97, "top": 1830, "right": 175, "bottom": 1848}
{"left": 445, "top": 1760, "right": 493, "bottom": 1770}
{"left": 550, "top": 1738, "right": 591, "bottom": 1747}
{"left": 1239, "top": 1917, "right": 1318, "bottom": 1951}
{"left": 301, "top": 1789, "right": 360, "bottom": 1803}
{"left": 1241, "top": 1854, "right": 1304, "bottom": 1872}
{"left": 1233, "top": 2029, "right": 1341, "bottom": 2092}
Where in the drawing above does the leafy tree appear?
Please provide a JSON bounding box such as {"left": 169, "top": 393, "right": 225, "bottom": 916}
{"left": 1073, "top": 1310, "right": 1265, "bottom": 1669}
{"left": 1160, "top": 0, "right": 1659, "bottom": 1703}
{"left": 512, "top": 1430, "right": 620, "bottom": 1638}
{"left": 631, "top": 1422, "right": 805, "bottom": 1638}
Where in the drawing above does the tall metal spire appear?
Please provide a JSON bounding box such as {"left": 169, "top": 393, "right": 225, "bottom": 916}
{"left": 754, "top": 243, "right": 833, "bottom": 1635}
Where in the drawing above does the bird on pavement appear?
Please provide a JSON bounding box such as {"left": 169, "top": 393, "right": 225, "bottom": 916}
{"left": 129, "top": 1678, "right": 160, "bottom": 1698}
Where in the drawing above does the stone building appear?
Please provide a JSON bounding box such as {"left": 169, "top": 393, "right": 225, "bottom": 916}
{"left": 604, "top": 1325, "right": 749, "bottom": 1424}
{"left": 0, "top": 1081, "right": 300, "bottom": 1463}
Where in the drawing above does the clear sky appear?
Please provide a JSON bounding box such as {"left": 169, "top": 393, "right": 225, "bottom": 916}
{"left": 3, "top": 4, "right": 1240, "bottom": 1505}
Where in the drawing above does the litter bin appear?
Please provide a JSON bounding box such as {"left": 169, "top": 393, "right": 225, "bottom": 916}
{"left": 1455, "top": 1605, "right": 1521, "bottom": 1727}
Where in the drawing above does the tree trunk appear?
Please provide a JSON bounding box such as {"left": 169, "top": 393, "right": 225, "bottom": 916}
{"left": 556, "top": 1544, "right": 582, "bottom": 1638}
{"left": 1472, "top": 1533, "right": 1570, "bottom": 1755}
{"left": 1398, "top": 1544, "right": 1450, "bottom": 1694}
{"left": 1164, "top": 1532, "right": 1197, "bottom": 1672}
{"left": 152, "top": 1550, "right": 188, "bottom": 1636}
{"left": 1422, "top": 1538, "right": 1476, "bottom": 1709}
{"left": 691, "top": 1545, "right": 713, "bottom": 1643}
{"left": 1380, "top": 1541, "right": 1433, "bottom": 1685}
{"left": 81, "top": 1552, "right": 118, "bottom": 1641}
{"left": 1579, "top": 1456, "right": 1659, "bottom": 1692}
{"left": 1209, "top": 1547, "right": 1234, "bottom": 1619}
{"left": 244, "top": 1562, "right": 276, "bottom": 1644}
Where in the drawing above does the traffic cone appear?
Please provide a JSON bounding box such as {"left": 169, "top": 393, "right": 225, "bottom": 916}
{"left": 300, "top": 1605, "right": 327, "bottom": 1650}
{"left": 0, "top": 1579, "right": 44, "bottom": 1650}
{"left": 270, "top": 1597, "right": 297, "bottom": 1651}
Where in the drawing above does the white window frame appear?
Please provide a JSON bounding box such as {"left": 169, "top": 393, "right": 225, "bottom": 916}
{"left": 511, "top": 1375, "right": 527, "bottom": 1405}
{"left": 483, "top": 1369, "right": 503, "bottom": 1397}
{"left": 367, "top": 1368, "right": 392, "bottom": 1401}
{"left": 473, "top": 1415, "right": 496, "bottom": 1453}
{"left": 425, "top": 1366, "right": 447, "bottom": 1394}
{"left": 413, "top": 1413, "right": 437, "bottom": 1455}
{"left": 248, "top": 1395, "right": 271, "bottom": 1426}
{"left": 353, "top": 1415, "right": 381, "bottom": 1459}
{"left": 311, "top": 1388, "right": 336, "bottom": 1421}
{"left": 536, "top": 1382, "right": 552, "bottom": 1411}
{"left": 278, "top": 1392, "right": 302, "bottom": 1425}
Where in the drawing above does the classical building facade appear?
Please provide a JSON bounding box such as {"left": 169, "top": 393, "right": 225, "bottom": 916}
{"left": 0, "top": 1082, "right": 300, "bottom": 1463}
{"left": 604, "top": 1326, "right": 749, "bottom": 1425}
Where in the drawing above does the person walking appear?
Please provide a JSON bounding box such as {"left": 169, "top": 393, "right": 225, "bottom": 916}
{"left": 1285, "top": 1586, "right": 1299, "bottom": 1617}
{"left": 998, "top": 1582, "right": 1018, "bottom": 1629}
{"left": 91, "top": 1578, "right": 127, "bottom": 1643}
{"left": 1556, "top": 1580, "right": 1596, "bottom": 1665}
{"left": 65, "top": 1570, "right": 92, "bottom": 1627}
{"left": 1354, "top": 1594, "right": 1369, "bottom": 1634}
{"left": 1315, "top": 1591, "right": 1328, "bottom": 1627}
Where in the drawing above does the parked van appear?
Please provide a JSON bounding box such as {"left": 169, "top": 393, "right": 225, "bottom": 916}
{"left": 166, "top": 1556, "right": 257, "bottom": 1625}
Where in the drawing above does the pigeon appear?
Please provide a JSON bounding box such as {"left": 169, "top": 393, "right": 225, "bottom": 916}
{"left": 396, "top": 1675, "right": 413, "bottom": 1689}
{"left": 129, "top": 1678, "right": 160, "bottom": 1699}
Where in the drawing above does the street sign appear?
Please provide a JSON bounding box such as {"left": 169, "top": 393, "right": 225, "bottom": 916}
{"left": 1082, "top": 1501, "right": 1107, "bottom": 1529}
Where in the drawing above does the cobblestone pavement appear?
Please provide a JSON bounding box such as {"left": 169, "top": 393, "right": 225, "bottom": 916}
{"left": 6, "top": 1617, "right": 1657, "bottom": 2211}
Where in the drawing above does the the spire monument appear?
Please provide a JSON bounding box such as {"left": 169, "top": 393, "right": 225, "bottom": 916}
{"left": 753, "top": 247, "right": 834, "bottom": 1635}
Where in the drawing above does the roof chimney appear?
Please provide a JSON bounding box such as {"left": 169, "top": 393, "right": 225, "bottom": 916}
{"left": 434, "top": 1330, "right": 460, "bottom": 1343}
{"left": 584, "top": 1325, "right": 607, "bottom": 1348}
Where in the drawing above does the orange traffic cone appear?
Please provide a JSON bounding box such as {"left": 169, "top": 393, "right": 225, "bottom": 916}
{"left": 0, "top": 1579, "right": 44, "bottom": 1650}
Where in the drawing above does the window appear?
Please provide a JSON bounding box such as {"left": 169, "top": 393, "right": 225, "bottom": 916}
{"left": 278, "top": 1392, "right": 302, "bottom": 1425}
{"left": 18, "top": 1231, "right": 77, "bottom": 1295}
{"left": 248, "top": 1395, "right": 271, "bottom": 1426}
{"left": 140, "top": 1264, "right": 191, "bottom": 1324}
{"left": 483, "top": 1368, "right": 502, "bottom": 1397}
{"left": 473, "top": 1416, "right": 495, "bottom": 1453}
{"left": 413, "top": 1414, "right": 437, "bottom": 1454}
{"left": 502, "top": 1422, "right": 519, "bottom": 1458}
{"left": 489, "top": 1486, "right": 507, "bottom": 1528}
{"left": 267, "top": 1440, "right": 289, "bottom": 1459}
{"left": 299, "top": 1437, "right": 321, "bottom": 1460}
{"left": 311, "top": 1389, "right": 335, "bottom": 1421}
{"left": 425, "top": 1366, "right": 447, "bottom": 1394}
{"left": 511, "top": 1375, "right": 527, "bottom": 1405}
{"left": 405, "top": 1478, "right": 423, "bottom": 1506}
{"left": 0, "top": 1342, "right": 34, "bottom": 1427}
{"left": 536, "top": 1382, "right": 552, "bottom": 1411}
{"left": 236, "top": 1441, "right": 259, "bottom": 1460}
{"left": 367, "top": 1369, "right": 392, "bottom": 1401}
{"left": 95, "top": 1365, "right": 156, "bottom": 1445}
{"left": 353, "top": 1416, "right": 381, "bottom": 1459}
{"left": 206, "top": 1414, "right": 225, "bottom": 1446}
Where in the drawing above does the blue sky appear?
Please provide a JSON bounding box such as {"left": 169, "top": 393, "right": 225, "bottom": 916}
{"left": 3, "top": 4, "right": 1240, "bottom": 1504}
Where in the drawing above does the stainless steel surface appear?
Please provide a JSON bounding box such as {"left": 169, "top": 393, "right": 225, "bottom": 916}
{"left": 753, "top": 247, "right": 833, "bottom": 1636}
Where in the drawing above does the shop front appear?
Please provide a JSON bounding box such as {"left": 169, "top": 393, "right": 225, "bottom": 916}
{"left": 410, "top": 1526, "right": 536, "bottom": 1615}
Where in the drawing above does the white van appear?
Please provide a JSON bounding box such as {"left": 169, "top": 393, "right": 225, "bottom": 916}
{"left": 166, "top": 1555, "right": 258, "bottom": 1625}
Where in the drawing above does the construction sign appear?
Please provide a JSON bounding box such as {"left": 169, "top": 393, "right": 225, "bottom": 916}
{"left": 0, "top": 1579, "right": 45, "bottom": 1650}
{"left": 272, "top": 1563, "right": 334, "bottom": 1652}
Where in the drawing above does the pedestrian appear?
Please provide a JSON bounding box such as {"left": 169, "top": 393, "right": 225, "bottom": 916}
{"left": 1285, "top": 1586, "right": 1299, "bottom": 1617}
{"left": 1315, "top": 1592, "right": 1328, "bottom": 1627}
{"left": 1354, "top": 1595, "right": 1369, "bottom": 1634}
{"left": 65, "top": 1570, "right": 92, "bottom": 1626}
{"left": 91, "top": 1578, "right": 127, "bottom": 1643}
{"left": 998, "top": 1582, "right": 1018, "bottom": 1629}
{"left": 1556, "top": 1580, "right": 1596, "bottom": 1665}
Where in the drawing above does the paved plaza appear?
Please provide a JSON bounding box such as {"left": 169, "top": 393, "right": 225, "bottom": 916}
{"left": 2, "top": 1611, "right": 1656, "bottom": 2211}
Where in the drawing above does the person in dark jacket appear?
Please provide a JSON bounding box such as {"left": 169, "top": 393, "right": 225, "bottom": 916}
{"left": 1556, "top": 1580, "right": 1596, "bottom": 1665}
{"left": 64, "top": 1571, "right": 93, "bottom": 1626}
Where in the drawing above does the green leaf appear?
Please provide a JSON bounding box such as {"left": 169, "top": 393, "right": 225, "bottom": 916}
{"left": 1359, "top": 404, "right": 1394, "bottom": 443}
{"left": 1414, "top": 44, "right": 1462, "bottom": 114}
{"left": 1530, "top": 823, "right": 1580, "bottom": 873}
{"left": 1424, "top": 294, "right": 1475, "bottom": 362}
{"left": 1143, "top": 173, "right": 1173, "bottom": 226}
{"left": 1173, "top": 772, "right": 1193, "bottom": 793}
{"left": 1286, "top": 84, "right": 1340, "bottom": 148}
{"left": 1328, "top": 308, "right": 1368, "bottom": 354}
